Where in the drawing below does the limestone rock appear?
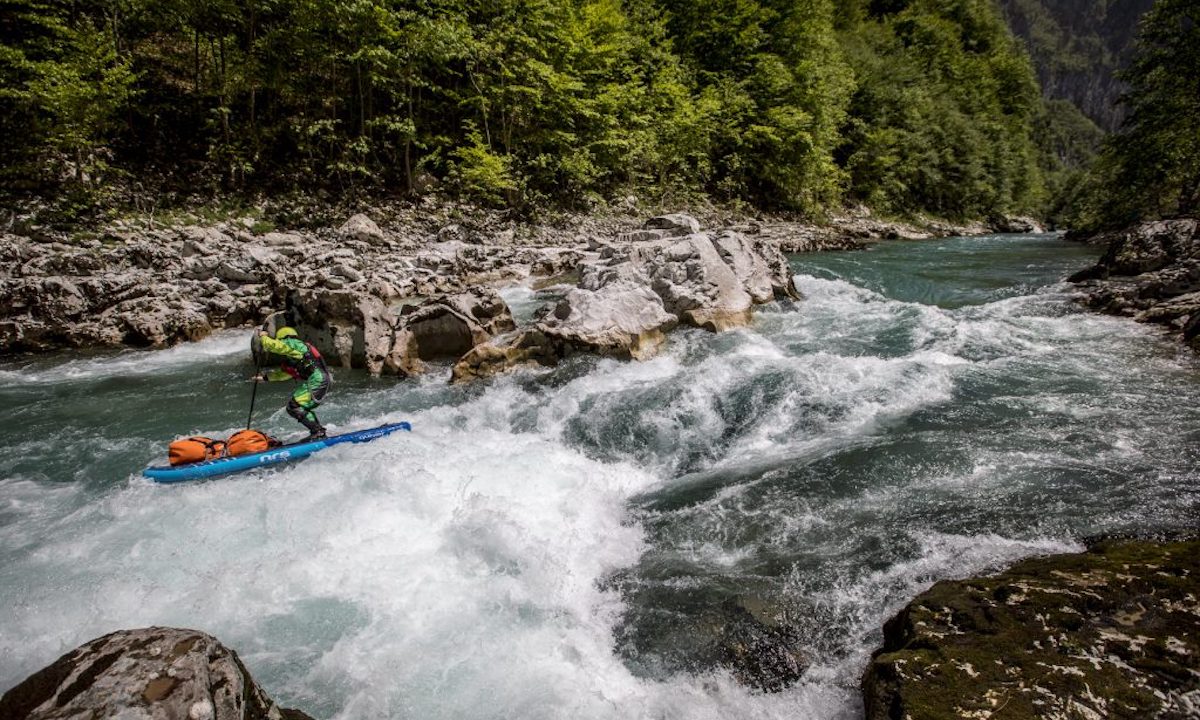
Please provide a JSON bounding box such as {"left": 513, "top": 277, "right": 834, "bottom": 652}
{"left": 451, "top": 329, "right": 561, "bottom": 383}
{"left": 542, "top": 281, "right": 677, "bottom": 359}
{"left": 283, "top": 286, "right": 516, "bottom": 377}
{"left": 992, "top": 215, "right": 1046, "bottom": 234}
{"left": 285, "top": 287, "right": 395, "bottom": 374}
{"left": 644, "top": 213, "right": 701, "bottom": 237}
{"left": 0, "top": 627, "right": 314, "bottom": 720}
{"left": 449, "top": 226, "right": 798, "bottom": 382}
{"left": 861, "top": 538, "right": 1200, "bottom": 720}
{"left": 259, "top": 231, "right": 306, "bottom": 247}
{"left": 398, "top": 287, "right": 517, "bottom": 362}
{"left": 1070, "top": 219, "right": 1200, "bottom": 349}
{"left": 640, "top": 233, "right": 755, "bottom": 331}
{"left": 337, "top": 214, "right": 385, "bottom": 244}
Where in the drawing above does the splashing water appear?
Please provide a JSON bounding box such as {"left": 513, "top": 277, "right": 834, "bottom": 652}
{"left": 2, "top": 234, "right": 1198, "bottom": 718}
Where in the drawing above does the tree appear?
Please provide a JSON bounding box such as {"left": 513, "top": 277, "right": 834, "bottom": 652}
{"left": 1083, "top": 0, "right": 1199, "bottom": 226}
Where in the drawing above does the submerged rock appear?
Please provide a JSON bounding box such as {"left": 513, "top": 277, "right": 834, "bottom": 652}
{"left": 861, "top": 538, "right": 1200, "bottom": 720}
{"left": 716, "top": 598, "right": 809, "bottom": 692}
{"left": 0, "top": 627, "right": 313, "bottom": 720}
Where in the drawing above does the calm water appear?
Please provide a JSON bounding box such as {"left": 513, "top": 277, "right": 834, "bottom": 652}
{"left": 2, "top": 234, "right": 1198, "bottom": 718}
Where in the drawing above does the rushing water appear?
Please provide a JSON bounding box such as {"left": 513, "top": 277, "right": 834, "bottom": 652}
{"left": 2, "top": 234, "right": 1199, "bottom": 718}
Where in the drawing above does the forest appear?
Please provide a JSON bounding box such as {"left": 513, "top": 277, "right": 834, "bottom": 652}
{"left": 0, "top": 0, "right": 1194, "bottom": 227}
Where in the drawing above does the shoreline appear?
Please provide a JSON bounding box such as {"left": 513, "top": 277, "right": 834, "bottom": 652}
{"left": 0, "top": 201, "right": 1043, "bottom": 359}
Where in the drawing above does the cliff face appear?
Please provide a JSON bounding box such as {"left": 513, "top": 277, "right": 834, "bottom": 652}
{"left": 997, "top": 0, "right": 1154, "bottom": 132}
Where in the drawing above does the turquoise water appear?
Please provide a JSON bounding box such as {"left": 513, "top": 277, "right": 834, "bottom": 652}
{"left": 2, "top": 234, "right": 1198, "bottom": 718}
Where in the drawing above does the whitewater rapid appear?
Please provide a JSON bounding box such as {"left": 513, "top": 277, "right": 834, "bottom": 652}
{"left": 2, "top": 234, "right": 1198, "bottom": 719}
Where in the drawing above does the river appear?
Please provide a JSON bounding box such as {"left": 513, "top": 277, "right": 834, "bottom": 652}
{"left": 2, "top": 233, "right": 1198, "bottom": 718}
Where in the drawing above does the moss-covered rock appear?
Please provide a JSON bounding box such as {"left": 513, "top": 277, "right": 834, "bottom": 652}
{"left": 862, "top": 538, "right": 1200, "bottom": 719}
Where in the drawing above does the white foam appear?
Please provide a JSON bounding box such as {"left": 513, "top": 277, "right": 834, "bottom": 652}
{"left": 0, "top": 331, "right": 250, "bottom": 385}
{"left": 3, "top": 243, "right": 1199, "bottom": 718}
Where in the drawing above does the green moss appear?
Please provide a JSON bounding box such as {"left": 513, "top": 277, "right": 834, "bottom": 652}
{"left": 863, "top": 539, "right": 1200, "bottom": 720}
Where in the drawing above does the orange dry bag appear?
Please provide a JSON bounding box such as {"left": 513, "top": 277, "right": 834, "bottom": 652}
{"left": 168, "top": 436, "right": 227, "bottom": 466}
{"left": 227, "top": 429, "right": 280, "bottom": 457}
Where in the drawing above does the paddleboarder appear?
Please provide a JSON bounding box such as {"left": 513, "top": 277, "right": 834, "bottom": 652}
{"left": 252, "top": 326, "right": 332, "bottom": 440}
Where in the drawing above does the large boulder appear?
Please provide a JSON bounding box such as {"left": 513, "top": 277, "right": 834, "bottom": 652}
{"left": 284, "top": 287, "right": 396, "bottom": 373}
{"left": 1089, "top": 219, "right": 1198, "bottom": 277}
{"left": 0, "top": 627, "right": 313, "bottom": 720}
{"left": 644, "top": 213, "right": 701, "bottom": 237}
{"left": 589, "top": 230, "right": 798, "bottom": 331}
{"left": 862, "top": 538, "right": 1200, "bottom": 720}
{"left": 284, "top": 287, "right": 516, "bottom": 377}
{"left": 542, "top": 282, "right": 677, "bottom": 359}
{"left": 337, "top": 213, "right": 386, "bottom": 244}
{"left": 390, "top": 288, "right": 517, "bottom": 375}
{"left": 450, "top": 227, "right": 799, "bottom": 381}
{"left": 1070, "top": 219, "right": 1200, "bottom": 346}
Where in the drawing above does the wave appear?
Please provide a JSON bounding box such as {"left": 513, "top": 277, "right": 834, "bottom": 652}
{"left": 0, "top": 330, "right": 251, "bottom": 385}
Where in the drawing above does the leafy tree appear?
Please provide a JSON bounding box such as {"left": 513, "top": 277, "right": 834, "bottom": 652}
{"left": 1080, "top": 0, "right": 1199, "bottom": 226}
{"left": 1, "top": 0, "right": 134, "bottom": 187}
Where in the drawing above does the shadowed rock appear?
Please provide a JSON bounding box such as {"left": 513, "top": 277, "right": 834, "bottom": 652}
{"left": 0, "top": 627, "right": 314, "bottom": 720}
{"left": 283, "top": 286, "right": 516, "bottom": 377}
{"left": 862, "top": 538, "right": 1200, "bottom": 719}
{"left": 1069, "top": 219, "right": 1200, "bottom": 349}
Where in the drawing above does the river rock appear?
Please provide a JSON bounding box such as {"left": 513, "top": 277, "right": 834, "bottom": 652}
{"left": 991, "top": 215, "right": 1046, "bottom": 234}
{"left": 861, "top": 538, "right": 1200, "bottom": 720}
{"left": 450, "top": 280, "right": 677, "bottom": 382}
{"left": 450, "top": 328, "right": 561, "bottom": 383}
{"left": 284, "top": 286, "right": 516, "bottom": 377}
{"left": 716, "top": 598, "right": 809, "bottom": 692}
{"left": 645, "top": 213, "right": 701, "bottom": 237}
{"left": 338, "top": 213, "right": 385, "bottom": 244}
{"left": 542, "top": 281, "right": 677, "bottom": 358}
{"left": 392, "top": 288, "right": 517, "bottom": 375}
{"left": 1070, "top": 219, "right": 1200, "bottom": 346}
{"left": 450, "top": 226, "right": 798, "bottom": 380}
{"left": 0, "top": 627, "right": 314, "bottom": 720}
{"left": 284, "top": 287, "right": 396, "bottom": 373}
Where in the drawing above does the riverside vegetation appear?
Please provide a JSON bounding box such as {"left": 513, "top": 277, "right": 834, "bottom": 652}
{"left": 0, "top": 0, "right": 1103, "bottom": 224}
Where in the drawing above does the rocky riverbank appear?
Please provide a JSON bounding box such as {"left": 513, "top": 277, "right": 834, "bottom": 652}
{"left": 861, "top": 537, "right": 1200, "bottom": 719}
{"left": 1069, "top": 218, "right": 1200, "bottom": 351}
{"left": 0, "top": 202, "right": 1037, "bottom": 369}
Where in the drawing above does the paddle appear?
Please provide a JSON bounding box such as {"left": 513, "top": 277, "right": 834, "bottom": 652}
{"left": 247, "top": 331, "right": 264, "bottom": 429}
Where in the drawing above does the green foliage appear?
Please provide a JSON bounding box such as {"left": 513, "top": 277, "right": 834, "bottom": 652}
{"left": 1, "top": 0, "right": 135, "bottom": 189}
{"left": 835, "top": 0, "right": 1044, "bottom": 219}
{"left": 1033, "top": 98, "right": 1104, "bottom": 225}
{"left": 450, "top": 129, "right": 517, "bottom": 206}
{"left": 0, "top": 0, "right": 1061, "bottom": 221}
{"left": 1075, "top": 0, "right": 1200, "bottom": 228}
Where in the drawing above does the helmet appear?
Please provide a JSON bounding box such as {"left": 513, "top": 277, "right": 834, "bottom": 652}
{"left": 275, "top": 326, "right": 299, "bottom": 340}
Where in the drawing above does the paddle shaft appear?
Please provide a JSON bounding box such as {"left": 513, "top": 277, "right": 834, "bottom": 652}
{"left": 248, "top": 333, "right": 263, "bottom": 429}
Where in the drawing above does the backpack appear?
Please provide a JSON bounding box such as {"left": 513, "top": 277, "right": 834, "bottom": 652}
{"left": 227, "top": 429, "right": 281, "bottom": 457}
{"left": 168, "top": 436, "right": 227, "bottom": 466}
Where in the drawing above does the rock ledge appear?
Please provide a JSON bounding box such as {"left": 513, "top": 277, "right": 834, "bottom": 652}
{"left": 862, "top": 538, "right": 1200, "bottom": 719}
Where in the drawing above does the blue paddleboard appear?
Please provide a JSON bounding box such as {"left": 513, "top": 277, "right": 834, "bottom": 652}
{"left": 143, "top": 422, "right": 412, "bottom": 483}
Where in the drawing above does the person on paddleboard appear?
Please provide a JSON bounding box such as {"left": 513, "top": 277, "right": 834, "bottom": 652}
{"left": 252, "top": 326, "right": 332, "bottom": 440}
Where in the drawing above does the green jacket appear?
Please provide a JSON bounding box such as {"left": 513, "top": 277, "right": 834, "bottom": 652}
{"left": 260, "top": 335, "right": 327, "bottom": 382}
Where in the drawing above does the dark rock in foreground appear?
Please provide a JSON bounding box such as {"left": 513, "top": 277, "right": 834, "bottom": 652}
{"left": 0, "top": 627, "right": 313, "bottom": 720}
{"left": 862, "top": 538, "right": 1200, "bottom": 719}
{"left": 1069, "top": 219, "right": 1200, "bottom": 350}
